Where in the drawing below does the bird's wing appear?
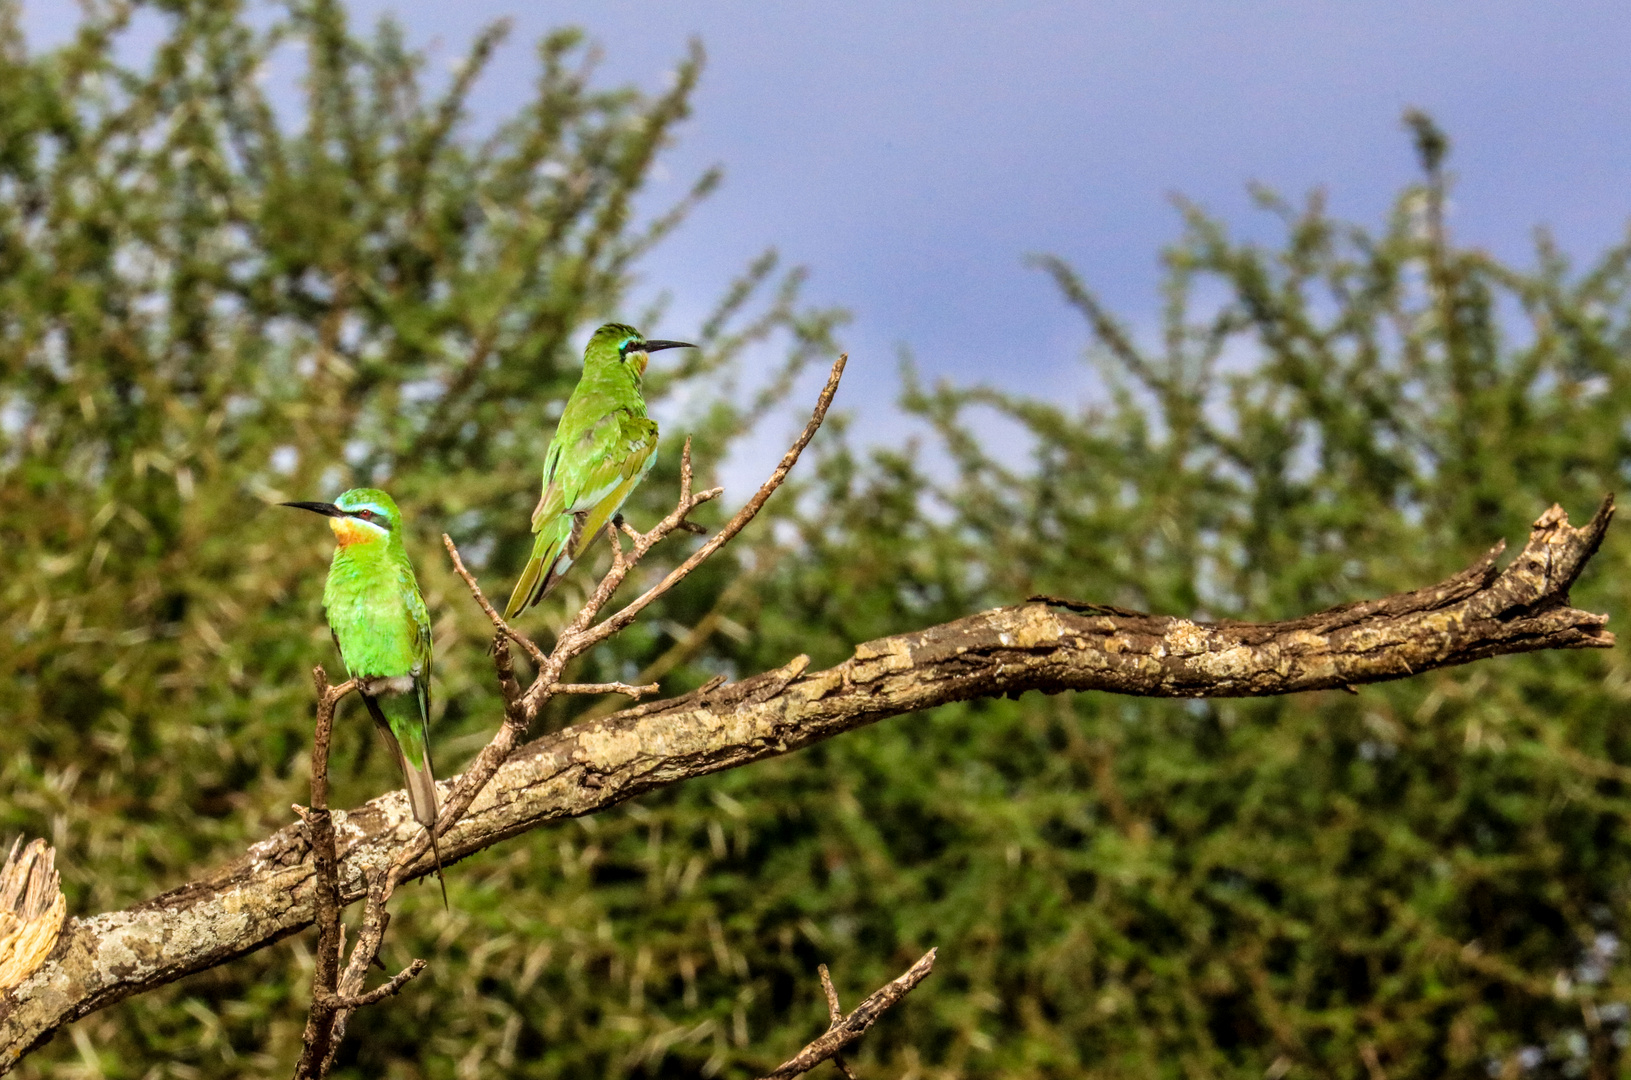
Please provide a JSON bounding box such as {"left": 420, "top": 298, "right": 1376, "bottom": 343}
{"left": 399, "top": 562, "right": 433, "bottom": 728}
{"left": 529, "top": 436, "right": 568, "bottom": 531}
{"left": 506, "top": 410, "right": 657, "bottom": 617}
{"left": 553, "top": 410, "right": 650, "bottom": 511}
{"left": 565, "top": 413, "right": 659, "bottom": 557}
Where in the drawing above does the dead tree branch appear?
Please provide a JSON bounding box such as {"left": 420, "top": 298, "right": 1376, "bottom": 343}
{"left": 760, "top": 950, "right": 937, "bottom": 1080}
{"left": 0, "top": 841, "right": 64, "bottom": 995}
{"left": 0, "top": 492, "right": 1614, "bottom": 1069}
{"left": 290, "top": 668, "right": 353, "bottom": 1078}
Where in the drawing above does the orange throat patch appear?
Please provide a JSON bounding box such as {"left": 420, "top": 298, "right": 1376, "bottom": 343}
{"left": 329, "top": 516, "right": 382, "bottom": 547}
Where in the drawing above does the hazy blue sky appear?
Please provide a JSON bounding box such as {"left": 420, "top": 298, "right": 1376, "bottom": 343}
{"left": 20, "top": 1, "right": 1631, "bottom": 415}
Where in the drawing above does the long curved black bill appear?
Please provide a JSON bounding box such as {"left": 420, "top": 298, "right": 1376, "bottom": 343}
{"left": 281, "top": 501, "right": 345, "bottom": 518}
{"left": 640, "top": 340, "right": 696, "bottom": 353}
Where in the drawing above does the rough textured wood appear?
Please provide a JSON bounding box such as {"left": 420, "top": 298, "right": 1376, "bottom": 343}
{"left": 0, "top": 842, "right": 64, "bottom": 994}
{"left": 0, "top": 498, "right": 1613, "bottom": 1070}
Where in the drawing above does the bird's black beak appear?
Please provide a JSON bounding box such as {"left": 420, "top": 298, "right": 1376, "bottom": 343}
{"left": 640, "top": 340, "right": 696, "bottom": 353}
{"left": 281, "top": 501, "right": 345, "bottom": 518}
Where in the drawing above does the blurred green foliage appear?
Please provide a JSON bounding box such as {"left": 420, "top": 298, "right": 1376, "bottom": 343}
{"left": 5, "top": 4, "right": 1631, "bottom": 1079}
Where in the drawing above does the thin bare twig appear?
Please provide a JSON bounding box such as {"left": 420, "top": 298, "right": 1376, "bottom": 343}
{"left": 760, "top": 949, "right": 937, "bottom": 1080}
{"left": 443, "top": 534, "right": 548, "bottom": 670}
{"left": 819, "top": 965, "right": 842, "bottom": 1023}
{"left": 573, "top": 354, "right": 847, "bottom": 654}
{"left": 317, "top": 959, "right": 428, "bottom": 1009}
{"left": 817, "top": 965, "right": 860, "bottom": 1080}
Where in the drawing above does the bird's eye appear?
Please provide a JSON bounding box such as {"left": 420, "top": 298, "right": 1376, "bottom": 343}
{"left": 357, "top": 510, "right": 375, "bottom": 521}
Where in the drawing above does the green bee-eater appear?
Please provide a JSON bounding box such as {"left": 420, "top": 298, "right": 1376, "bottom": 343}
{"left": 284, "top": 488, "right": 447, "bottom": 904}
{"left": 504, "top": 323, "right": 695, "bottom": 618}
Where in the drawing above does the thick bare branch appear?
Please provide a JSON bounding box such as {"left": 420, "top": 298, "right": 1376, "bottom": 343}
{"left": 0, "top": 497, "right": 1613, "bottom": 1070}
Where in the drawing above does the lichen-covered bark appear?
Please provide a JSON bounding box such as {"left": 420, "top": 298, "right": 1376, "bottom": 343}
{"left": 0, "top": 500, "right": 1613, "bottom": 1070}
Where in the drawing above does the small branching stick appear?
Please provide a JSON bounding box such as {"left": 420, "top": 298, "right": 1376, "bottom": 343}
{"left": 564, "top": 353, "right": 847, "bottom": 659}
{"left": 759, "top": 950, "right": 938, "bottom": 1080}
{"left": 818, "top": 966, "right": 860, "bottom": 1080}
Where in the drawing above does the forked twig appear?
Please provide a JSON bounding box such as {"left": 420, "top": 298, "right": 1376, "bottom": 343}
{"left": 818, "top": 965, "right": 860, "bottom": 1080}
{"left": 443, "top": 536, "right": 549, "bottom": 670}
{"left": 568, "top": 354, "right": 848, "bottom": 657}
{"left": 760, "top": 949, "right": 937, "bottom": 1080}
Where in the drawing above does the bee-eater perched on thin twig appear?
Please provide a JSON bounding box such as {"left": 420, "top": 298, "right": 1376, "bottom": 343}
{"left": 284, "top": 488, "right": 447, "bottom": 906}
{"left": 505, "top": 323, "right": 695, "bottom": 618}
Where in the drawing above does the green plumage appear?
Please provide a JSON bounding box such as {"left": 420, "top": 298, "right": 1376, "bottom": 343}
{"left": 505, "top": 323, "right": 693, "bottom": 618}
{"left": 286, "top": 487, "right": 446, "bottom": 904}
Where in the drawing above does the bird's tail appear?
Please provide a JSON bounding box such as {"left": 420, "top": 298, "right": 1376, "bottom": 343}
{"left": 397, "top": 729, "right": 449, "bottom": 910}
{"left": 425, "top": 825, "right": 448, "bottom": 910}
{"left": 398, "top": 747, "right": 448, "bottom": 909}
{"left": 504, "top": 513, "right": 576, "bottom": 619}
{"left": 364, "top": 693, "right": 449, "bottom": 908}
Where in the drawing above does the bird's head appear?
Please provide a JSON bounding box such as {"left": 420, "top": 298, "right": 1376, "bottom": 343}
{"left": 281, "top": 488, "right": 404, "bottom": 547}
{"left": 586, "top": 322, "right": 695, "bottom": 379}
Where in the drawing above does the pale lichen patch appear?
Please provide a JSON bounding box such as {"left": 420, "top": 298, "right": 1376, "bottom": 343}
{"left": 574, "top": 724, "right": 646, "bottom": 770}
{"left": 1165, "top": 621, "right": 1210, "bottom": 657}
{"left": 848, "top": 637, "right": 913, "bottom": 683}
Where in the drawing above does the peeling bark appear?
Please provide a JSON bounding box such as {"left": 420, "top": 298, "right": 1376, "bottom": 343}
{"left": 0, "top": 498, "right": 1613, "bottom": 1070}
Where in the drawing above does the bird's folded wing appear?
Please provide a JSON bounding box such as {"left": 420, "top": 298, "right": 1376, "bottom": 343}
{"left": 563, "top": 415, "right": 657, "bottom": 556}
{"left": 529, "top": 436, "right": 567, "bottom": 532}
{"left": 558, "top": 411, "right": 657, "bottom": 515}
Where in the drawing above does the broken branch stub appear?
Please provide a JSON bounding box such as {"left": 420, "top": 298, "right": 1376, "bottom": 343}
{"left": 0, "top": 841, "right": 65, "bottom": 994}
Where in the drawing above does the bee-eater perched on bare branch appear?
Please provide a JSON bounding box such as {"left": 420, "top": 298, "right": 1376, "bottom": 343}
{"left": 284, "top": 488, "right": 446, "bottom": 905}
{"left": 505, "top": 323, "right": 695, "bottom": 618}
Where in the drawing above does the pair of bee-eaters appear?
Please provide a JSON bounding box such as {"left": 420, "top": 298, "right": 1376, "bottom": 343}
{"left": 283, "top": 325, "right": 694, "bottom": 897}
